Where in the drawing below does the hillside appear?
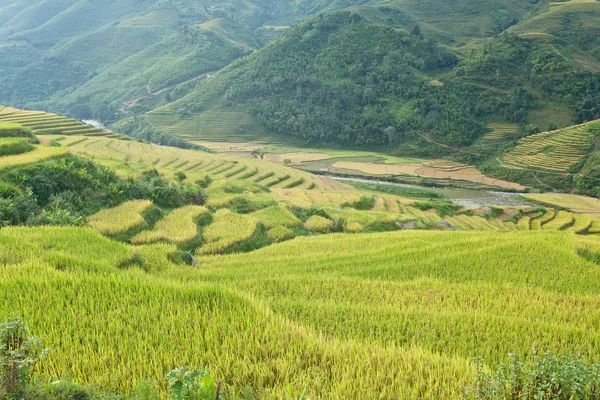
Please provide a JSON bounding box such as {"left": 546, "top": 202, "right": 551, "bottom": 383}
{"left": 149, "top": 4, "right": 600, "bottom": 158}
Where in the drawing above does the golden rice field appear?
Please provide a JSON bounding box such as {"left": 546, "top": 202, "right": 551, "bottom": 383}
{"left": 501, "top": 121, "right": 597, "bottom": 172}
{"left": 481, "top": 122, "right": 520, "bottom": 141}
{"left": 87, "top": 200, "right": 154, "bottom": 236}
{"left": 131, "top": 205, "right": 209, "bottom": 245}
{"left": 2, "top": 227, "right": 600, "bottom": 398}
{"left": 0, "top": 107, "right": 112, "bottom": 136}
{"left": 525, "top": 192, "right": 600, "bottom": 217}
{"left": 197, "top": 208, "right": 257, "bottom": 255}
{"left": 0, "top": 145, "right": 69, "bottom": 171}
{"left": 331, "top": 159, "right": 525, "bottom": 190}
{"left": 43, "top": 135, "right": 326, "bottom": 191}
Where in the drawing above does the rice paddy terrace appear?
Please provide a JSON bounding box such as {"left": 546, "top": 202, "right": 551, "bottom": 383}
{"left": 0, "top": 106, "right": 124, "bottom": 137}
{"left": 147, "top": 109, "right": 273, "bottom": 145}
{"left": 501, "top": 121, "right": 599, "bottom": 173}
{"left": 2, "top": 226, "right": 600, "bottom": 398}
{"left": 2, "top": 109, "right": 600, "bottom": 397}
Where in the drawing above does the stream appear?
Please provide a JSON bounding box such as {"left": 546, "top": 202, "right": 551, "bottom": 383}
{"left": 332, "top": 176, "right": 529, "bottom": 207}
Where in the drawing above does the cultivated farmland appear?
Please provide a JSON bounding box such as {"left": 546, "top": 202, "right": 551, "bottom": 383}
{"left": 0, "top": 107, "right": 116, "bottom": 137}
{"left": 501, "top": 121, "right": 598, "bottom": 173}
{"left": 2, "top": 228, "right": 600, "bottom": 398}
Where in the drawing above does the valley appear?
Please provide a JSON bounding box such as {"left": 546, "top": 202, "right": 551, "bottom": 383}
{"left": 1, "top": 0, "right": 600, "bottom": 398}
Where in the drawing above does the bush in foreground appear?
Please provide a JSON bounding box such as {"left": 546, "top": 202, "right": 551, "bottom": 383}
{"left": 466, "top": 352, "right": 600, "bottom": 399}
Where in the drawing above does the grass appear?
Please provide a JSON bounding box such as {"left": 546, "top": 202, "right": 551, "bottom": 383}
{"left": 87, "top": 200, "right": 154, "bottom": 236}
{"left": 131, "top": 205, "right": 209, "bottom": 245}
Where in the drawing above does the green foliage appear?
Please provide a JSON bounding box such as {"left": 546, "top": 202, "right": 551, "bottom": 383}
{"left": 178, "top": 11, "right": 497, "bottom": 149}
{"left": 466, "top": 352, "right": 600, "bottom": 399}
{"left": 165, "top": 367, "right": 218, "bottom": 400}
{"left": 342, "top": 196, "right": 375, "bottom": 210}
{"left": 0, "top": 317, "right": 47, "bottom": 396}
{"left": 289, "top": 206, "right": 331, "bottom": 222}
{"left": 0, "top": 157, "right": 204, "bottom": 228}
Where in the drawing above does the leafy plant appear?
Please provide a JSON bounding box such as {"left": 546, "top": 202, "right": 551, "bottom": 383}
{"left": 0, "top": 317, "right": 47, "bottom": 396}
{"left": 465, "top": 352, "right": 600, "bottom": 399}
{"left": 166, "top": 367, "right": 219, "bottom": 400}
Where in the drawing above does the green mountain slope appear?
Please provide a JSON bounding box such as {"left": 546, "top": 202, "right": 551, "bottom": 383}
{"left": 0, "top": 0, "right": 264, "bottom": 120}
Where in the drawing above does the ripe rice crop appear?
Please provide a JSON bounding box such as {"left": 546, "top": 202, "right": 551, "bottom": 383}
{"left": 250, "top": 206, "right": 300, "bottom": 228}
{"left": 197, "top": 209, "right": 257, "bottom": 255}
{"left": 266, "top": 225, "right": 295, "bottom": 242}
{"left": 0, "top": 146, "right": 69, "bottom": 171}
{"left": 542, "top": 210, "right": 574, "bottom": 230}
{"left": 530, "top": 211, "right": 555, "bottom": 230}
{"left": 0, "top": 122, "right": 29, "bottom": 136}
{"left": 304, "top": 215, "right": 332, "bottom": 232}
{"left": 3, "top": 228, "right": 600, "bottom": 397}
{"left": 131, "top": 205, "right": 209, "bottom": 245}
{"left": 502, "top": 122, "right": 596, "bottom": 173}
{"left": 516, "top": 216, "right": 531, "bottom": 230}
{"left": 0, "top": 137, "right": 35, "bottom": 156}
{"left": 566, "top": 213, "right": 592, "bottom": 234}
{"left": 87, "top": 200, "right": 154, "bottom": 236}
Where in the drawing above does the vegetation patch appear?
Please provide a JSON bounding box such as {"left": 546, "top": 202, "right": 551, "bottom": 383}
{"left": 131, "top": 205, "right": 209, "bottom": 245}
{"left": 197, "top": 209, "right": 257, "bottom": 255}
{"left": 87, "top": 200, "right": 154, "bottom": 236}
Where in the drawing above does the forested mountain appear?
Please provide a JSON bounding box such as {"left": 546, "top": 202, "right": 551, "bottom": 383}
{"left": 0, "top": 0, "right": 599, "bottom": 154}
{"left": 158, "top": 2, "right": 600, "bottom": 154}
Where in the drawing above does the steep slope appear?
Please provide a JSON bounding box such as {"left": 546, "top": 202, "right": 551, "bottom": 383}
{"left": 0, "top": 0, "right": 262, "bottom": 120}
{"left": 156, "top": 11, "right": 502, "bottom": 153}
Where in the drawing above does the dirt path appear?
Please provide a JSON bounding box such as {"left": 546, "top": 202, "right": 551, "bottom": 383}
{"left": 120, "top": 71, "right": 216, "bottom": 113}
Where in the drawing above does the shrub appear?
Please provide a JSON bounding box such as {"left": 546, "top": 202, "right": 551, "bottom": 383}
{"left": 342, "top": 196, "right": 375, "bottom": 210}
{"left": 165, "top": 367, "right": 218, "bottom": 400}
{"left": 466, "top": 352, "right": 600, "bottom": 399}
{"left": 0, "top": 317, "right": 47, "bottom": 397}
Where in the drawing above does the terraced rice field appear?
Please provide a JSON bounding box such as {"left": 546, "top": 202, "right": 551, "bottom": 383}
{"left": 481, "top": 122, "right": 520, "bottom": 141}
{"left": 524, "top": 193, "right": 600, "bottom": 217}
{"left": 131, "top": 205, "right": 209, "bottom": 245}
{"left": 87, "top": 200, "right": 154, "bottom": 236}
{"left": 5, "top": 227, "right": 600, "bottom": 397}
{"left": 0, "top": 145, "right": 69, "bottom": 171}
{"left": 41, "top": 135, "right": 327, "bottom": 191}
{"left": 0, "top": 107, "right": 111, "bottom": 136}
{"left": 332, "top": 159, "right": 525, "bottom": 190}
{"left": 147, "top": 110, "right": 272, "bottom": 144}
{"left": 501, "top": 121, "right": 597, "bottom": 172}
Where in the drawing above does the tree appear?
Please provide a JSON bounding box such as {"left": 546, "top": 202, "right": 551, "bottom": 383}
{"left": 411, "top": 25, "right": 422, "bottom": 38}
{"left": 283, "top": 158, "right": 292, "bottom": 166}
{"left": 384, "top": 126, "right": 397, "bottom": 144}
